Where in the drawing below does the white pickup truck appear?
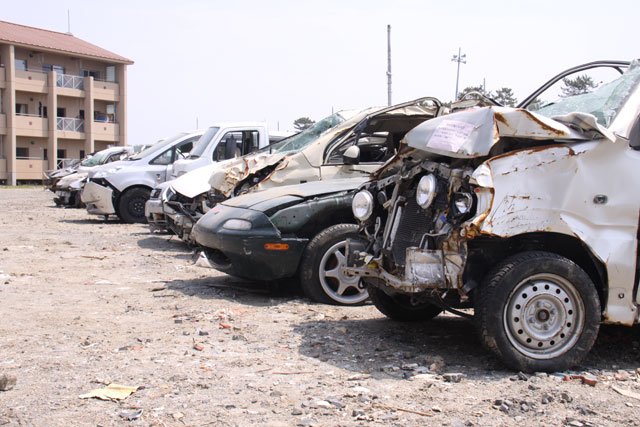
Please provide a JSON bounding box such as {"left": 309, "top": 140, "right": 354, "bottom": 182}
{"left": 83, "top": 123, "right": 285, "bottom": 223}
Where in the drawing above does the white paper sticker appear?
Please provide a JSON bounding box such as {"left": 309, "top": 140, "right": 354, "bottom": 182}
{"left": 426, "top": 120, "right": 475, "bottom": 152}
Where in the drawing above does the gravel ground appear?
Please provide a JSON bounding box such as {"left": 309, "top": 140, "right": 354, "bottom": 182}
{"left": 1, "top": 187, "right": 640, "bottom": 427}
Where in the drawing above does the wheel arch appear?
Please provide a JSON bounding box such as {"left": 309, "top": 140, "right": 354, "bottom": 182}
{"left": 467, "top": 231, "right": 608, "bottom": 310}
{"left": 113, "top": 184, "right": 153, "bottom": 215}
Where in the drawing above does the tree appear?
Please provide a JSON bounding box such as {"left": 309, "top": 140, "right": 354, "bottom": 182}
{"left": 293, "top": 117, "right": 315, "bottom": 131}
{"left": 494, "top": 87, "right": 517, "bottom": 107}
{"left": 560, "top": 75, "right": 597, "bottom": 98}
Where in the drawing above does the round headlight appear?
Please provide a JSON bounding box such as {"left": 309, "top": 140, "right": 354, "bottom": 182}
{"left": 352, "top": 190, "right": 374, "bottom": 221}
{"left": 223, "top": 219, "right": 252, "bottom": 230}
{"left": 416, "top": 174, "right": 437, "bottom": 209}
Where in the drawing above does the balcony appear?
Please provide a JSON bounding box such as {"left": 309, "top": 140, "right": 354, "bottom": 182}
{"left": 93, "top": 119, "right": 120, "bottom": 142}
{"left": 93, "top": 80, "right": 120, "bottom": 101}
{"left": 15, "top": 114, "right": 47, "bottom": 137}
{"left": 15, "top": 69, "right": 48, "bottom": 93}
{"left": 56, "top": 73, "right": 85, "bottom": 98}
{"left": 16, "top": 158, "right": 49, "bottom": 181}
{"left": 0, "top": 67, "right": 5, "bottom": 88}
{"left": 57, "top": 117, "right": 85, "bottom": 139}
{"left": 0, "top": 113, "right": 6, "bottom": 135}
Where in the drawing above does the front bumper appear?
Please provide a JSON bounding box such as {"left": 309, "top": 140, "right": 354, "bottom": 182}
{"left": 82, "top": 181, "right": 115, "bottom": 215}
{"left": 192, "top": 204, "right": 308, "bottom": 281}
{"left": 145, "top": 198, "right": 166, "bottom": 229}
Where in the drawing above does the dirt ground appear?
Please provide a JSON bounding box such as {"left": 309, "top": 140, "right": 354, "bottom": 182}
{"left": 1, "top": 187, "right": 640, "bottom": 427}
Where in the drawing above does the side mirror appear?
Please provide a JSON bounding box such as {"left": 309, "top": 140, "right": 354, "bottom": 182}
{"left": 629, "top": 116, "right": 640, "bottom": 151}
{"left": 343, "top": 145, "right": 360, "bottom": 165}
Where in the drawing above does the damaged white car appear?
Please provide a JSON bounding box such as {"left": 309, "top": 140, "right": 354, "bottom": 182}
{"left": 344, "top": 60, "right": 640, "bottom": 372}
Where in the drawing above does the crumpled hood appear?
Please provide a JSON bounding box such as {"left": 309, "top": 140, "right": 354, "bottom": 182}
{"left": 209, "top": 151, "right": 291, "bottom": 197}
{"left": 404, "top": 106, "right": 612, "bottom": 159}
{"left": 57, "top": 172, "right": 88, "bottom": 189}
{"left": 87, "top": 159, "right": 130, "bottom": 178}
{"left": 222, "top": 177, "right": 368, "bottom": 210}
{"left": 171, "top": 164, "right": 219, "bottom": 199}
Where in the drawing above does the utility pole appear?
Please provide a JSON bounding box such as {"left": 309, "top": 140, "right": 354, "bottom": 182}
{"left": 451, "top": 47, "right": 466, "bottom": 101}
{"left": 387, "top": 25, "right": 392, "bottom": 106}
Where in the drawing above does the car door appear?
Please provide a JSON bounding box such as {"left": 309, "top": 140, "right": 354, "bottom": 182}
{"left": 151, "top": 136, "right": 198, "bottom": 183}
{"left": 319, "top": 131, "right": 392, "bottom": 180}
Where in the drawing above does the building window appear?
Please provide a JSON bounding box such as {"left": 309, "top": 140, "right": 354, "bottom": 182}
{"left": 57, "top": 149, "right": 66, "bottom": 159}
{"left": 80, "top": 150, "right": 85, "bottom": 159}
{"left": 16, "top": 104, "right": 28, "bottom": 115}
{"left": 43, "top": 148, "right": 47, "bottom": 160}
{"left": 15, "top": 59, "right": 26, "bottom": 71}
{"left": 106, "top": 66, "right": 116, "bottom": 82}
{"left": 16, "top": 147, "right": 29, "bottom": 158}
{"left": 82, "top": 69, "right": 100, "bottom": 79}
{"left": 57, "top": 108, "right": 65, "bottom": 118}
{"left": 43, "top": 64, "right": 65, "bottom": 74}
{"left": 79, "top": 110, "right": 85, "bottom": 120}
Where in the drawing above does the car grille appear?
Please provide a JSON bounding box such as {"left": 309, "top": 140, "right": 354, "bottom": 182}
{"left": 391, "top": 197, "right": 433, "bottom": 268}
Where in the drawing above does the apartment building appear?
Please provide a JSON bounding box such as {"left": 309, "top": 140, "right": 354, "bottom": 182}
{"left": 0, "top": 20, "right": 133, "bottom": 184}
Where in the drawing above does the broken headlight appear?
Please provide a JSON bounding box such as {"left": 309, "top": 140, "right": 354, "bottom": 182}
{"left": 352, "top": 190, "right": 374, "bottom": 221}
{"left": 416, "top": 174, "right": 437, "bottom": 209}
{"left": 453, "top": 192, "right": 473, "bottom": 214}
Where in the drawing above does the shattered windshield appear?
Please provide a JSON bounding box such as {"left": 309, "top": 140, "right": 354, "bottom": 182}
{"left": 532, "top": 60, "right": 640, "bottom": 128}
{"left": 261, "top": 113, "right": 348, "bottom": 154}
{"left": 80, "top": 150, "right": 111, "bottom": 167}
{"left": 127, "top": 133, "right": 185, "bottom": 160}
{"left": 188, "top": 127, "right": 220, "bottom": 158}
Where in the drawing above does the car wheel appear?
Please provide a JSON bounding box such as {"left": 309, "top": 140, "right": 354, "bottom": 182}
{"left": 299, "top": 224, "right": 369, "bottom": 305}
{"left": 475, "top": 251, "right": 600, "bottom": 373}
{"left": 118, "top": 187, "right": 151, "bottom": 224}
{"left": 368, "top": 286, "right": 443, "bottom": 321}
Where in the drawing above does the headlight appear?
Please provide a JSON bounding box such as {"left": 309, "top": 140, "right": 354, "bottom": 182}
{"left": 453, "top": 193, "right": 473, "bottom": 214}
{"left": 161, "top": 186, "right": 175, "bottom": 203}
{"left": 223, "top": 219, "right": 252, "bottom": 230}
{"left": 416, "top": 174, "right": 437, "bottom": 209}
{"left": 352, "top": 190, "right": 374, "bottom": 221}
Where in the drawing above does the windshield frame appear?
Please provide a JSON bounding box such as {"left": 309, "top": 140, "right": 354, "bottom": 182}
{"left": 188, "top": 127, "right": 221, "bottom": 158}
{"left": 127, "top": 132, "right": 189, "bottom": 161}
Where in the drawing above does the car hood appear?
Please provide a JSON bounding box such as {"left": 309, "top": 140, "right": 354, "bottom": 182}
{"left": 209, "top": 151, "right": 291, "bottom": 197}
{"left": 57, "top": 172, "right": 88, "bottom": 188}
{"left": 404, "top": 106, "right": 614, "bottom": 159}
{"left": 171, "top": 164, "right": 219, "bottom": 198}
{"left": 222, "top": 177, "right": 369, "bottom": 211}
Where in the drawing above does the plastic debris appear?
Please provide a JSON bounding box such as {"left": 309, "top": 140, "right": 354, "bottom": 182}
{"left": 119, "top": 409, "right": 143, "bottom": 420}
{"left": 79, "top": 383, "right": 138, "bottom": 400}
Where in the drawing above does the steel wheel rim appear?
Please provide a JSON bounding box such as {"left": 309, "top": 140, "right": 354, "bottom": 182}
{"left": 503, "top": 273, "right": 585, "bottom": 360}
{"left": 130, "top": 197, "right": 145, "bottom": 217}
{"left": 319, "top": 240, "right": 369, "bottom": 304}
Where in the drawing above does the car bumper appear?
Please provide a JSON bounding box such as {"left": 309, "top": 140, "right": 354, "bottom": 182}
{"left": 82, "top": 181, "right": 115, "bottom": 215}
{"left": 192, "top": 205, "right": 308, "bottom": 281}
{"left": 145, "top": 198, "right": 167, "bottom": 229}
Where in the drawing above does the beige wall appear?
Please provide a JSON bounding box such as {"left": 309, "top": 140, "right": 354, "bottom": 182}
{"left": 57, "top": 138, "right": 84, "bottom": 159}
{"left": 14, "top": 92, "right": 47, "bottom": 116}
{"left": 16, "top": 136, "right": 47, "bottom": 158}
{"left": 14, "top": 48, "right": 114, "bottom": 80}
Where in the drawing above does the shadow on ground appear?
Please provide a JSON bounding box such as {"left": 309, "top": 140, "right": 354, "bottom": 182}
{"left": 163, "top": 275, "right": 304, "bottom": 308}
{"left": 291, "top": 315, "right": 640, "bottom": 380}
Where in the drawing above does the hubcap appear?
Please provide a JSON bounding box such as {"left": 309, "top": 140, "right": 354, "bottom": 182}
{"left": 130, "top": 198, "right": 145, "bottom": 217}
{"left": 319, "top": 240, "right": 369, "bottom": 305}
{"left": 503, "top": 273, "right": 584, "bottom": 359}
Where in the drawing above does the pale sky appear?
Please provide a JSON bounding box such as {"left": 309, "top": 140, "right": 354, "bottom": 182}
{"left": 4, "top": 0, "right": 639, "bottom": 144}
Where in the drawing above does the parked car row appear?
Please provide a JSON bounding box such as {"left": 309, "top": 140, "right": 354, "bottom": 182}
{"left": 46, "top": 60, "right": 640, "bottom": 372}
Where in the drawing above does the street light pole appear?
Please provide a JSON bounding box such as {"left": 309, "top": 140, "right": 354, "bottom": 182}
{"left": 451, "top": 47, "right": 466, "bottom": 101}
{"left": 387, "top": 25, "right": 392, "bottom": 106}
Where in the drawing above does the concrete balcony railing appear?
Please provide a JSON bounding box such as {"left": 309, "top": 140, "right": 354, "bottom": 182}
{"left": 93, "top": 80, "right": 120, "bottom": 101}
{"left": 0, "top": 113, "right": 6, "bottom": 135}
{"left": 15, "top": 114, "right": 47, "bottom": 137}
{"left": 93, "top": 120, "right": 120, "bottom": 142}
{"left": 15, "top": 69, "right": 48, "bottom": 93}
{"left": 16, "top": 158, "right": 49, "bottom": 181}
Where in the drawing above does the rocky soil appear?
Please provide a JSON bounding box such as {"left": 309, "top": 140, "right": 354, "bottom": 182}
{"left": 1, "top": 187, "right": 640, "bottom": 426}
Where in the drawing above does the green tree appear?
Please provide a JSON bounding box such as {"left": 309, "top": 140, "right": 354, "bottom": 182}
{"left": 293, "top": 117, "right": 315, "bottom": 131}
{"left": 494, "top": 87, "right": 517, "bottom": 107}
{"left": 560, "top": 75, "right": 597, "bottom": 98}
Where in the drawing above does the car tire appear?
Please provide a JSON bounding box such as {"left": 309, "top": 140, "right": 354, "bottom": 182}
{"left": 368, "top": 286, "right": 443, "bottom": 321}
{"left": 118, "top": 187, "right": 151, "bottom": 224}
{"left": 475, "top": 251, "right": 601, "bottom": 373}
{"left": 298, "top": 224, "right": 369, "bottom": 306}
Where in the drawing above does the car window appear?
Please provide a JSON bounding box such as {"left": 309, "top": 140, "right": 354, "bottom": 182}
{"left": 325, "top": 132, "right": 391, "bottom": 164}
{"left": 213, "top": 131, "right": 260, "bottom": 161}
{"left": 151, "top": 137, "right": 197, "bottom": 165}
